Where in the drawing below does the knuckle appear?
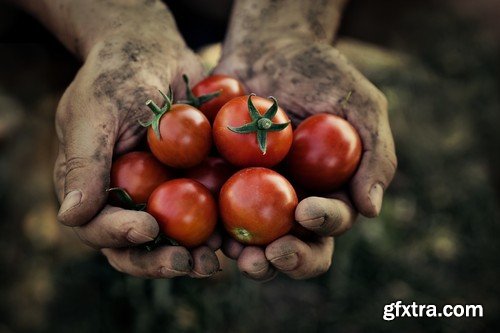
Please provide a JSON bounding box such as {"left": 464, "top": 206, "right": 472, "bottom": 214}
{"left": 102, "top": 252, "right": 125, "bottom": 273}
{"left": 319, "top": 260, "right": 332, "bottom": 275}
{"left": 65, "top": 156, "right": 93, "bottom": 175}
{"left": 74, "top": 227, "right": 99, "bottom": 249}
{"left": 373, "top": 89, "right": 388, "bottom": 112}
{"left": 381, "top": 150, "right": 398, "bottom": 183}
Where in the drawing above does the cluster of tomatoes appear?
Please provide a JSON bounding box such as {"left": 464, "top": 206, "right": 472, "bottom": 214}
{"left": 109, "top": 74, "right": 362, "bottom": 248}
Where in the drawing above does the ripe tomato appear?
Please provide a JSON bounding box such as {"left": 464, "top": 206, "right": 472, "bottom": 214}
{"left": 219, "top": 168, "right": 298, "bottom": 245}
{"left": 109, "top": 151, "right": 173, "bottom": 206}
{"left": 286, "top": 113, "right": 362, "bottom": 192}
{"left": 183, "top": 156, "right": 236, "bottom": 197}
{"left": 144, "top": 89, "right": 211, "bottom": 168}
{"left": 182, "top": 74, "right": 246, "bottom": 123}
{"left": 147, "top": 179, "right": 217, "bottom": 248}
{"left": 213, "top": 95, "right": 292, "bottom": 167}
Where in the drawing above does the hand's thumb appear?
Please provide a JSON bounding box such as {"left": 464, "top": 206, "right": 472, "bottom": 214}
{"left": 57, "top": 121, "right": 115, "bottom": 226}
{"left": 350, "top": 112, "right": 397, "bottom": 217}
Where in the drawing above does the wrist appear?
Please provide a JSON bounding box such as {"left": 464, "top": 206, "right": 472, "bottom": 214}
{"left": 17, "top": 0, "right": 185, "bottom": 60}
{"left": 222, "top": 0, "right": 348, "bottom": 56}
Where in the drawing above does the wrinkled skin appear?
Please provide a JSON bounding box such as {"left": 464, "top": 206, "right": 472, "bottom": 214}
{"left": 21, "top": 0, "right": 397, "bottom": 280}
{"left": 215, "top": 36, "right": 397, "bottom": 280}
{"left": 54, "top": 35, "right": 221, "bottom": 279}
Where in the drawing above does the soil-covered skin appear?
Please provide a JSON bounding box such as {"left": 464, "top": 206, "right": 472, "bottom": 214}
{"left": 0, "top": 0, "right": 499, "bottom": 332}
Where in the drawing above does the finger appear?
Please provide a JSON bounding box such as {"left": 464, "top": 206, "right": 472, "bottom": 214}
{"left": 295, "top": 195, "right": 357, "bottom": 237}
{"left": 206, "top": 231, "right": 222, "bottom": 251}
{"left": 102, "top": 246, "right": 193, "bottom": 278}
{"left": 265, "top": 235, "right": 334, "bottom": 280}
{"left": 189, "top": 246, "right": 220, "bottom": 278}
{"left": 351, "top": 101, "right": 397, "bottom": 217}
{"left": 237, "top": 246, "right": 277, "bottom": 281}
{"left": 73, "top": 205, "right": 159, "bottom": 249}
{"left": 53, "top": 145, "right": 66, "bottom": 203}
{"left": 222, "top": 237, "right": 245, "bottom": 260}
{"left": 56, "top": 98, "right": 117, "bottom": 227}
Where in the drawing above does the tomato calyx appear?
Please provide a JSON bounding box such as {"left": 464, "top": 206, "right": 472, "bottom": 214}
{"left": 141, "top": 87, "right": 174, "bottom": 139}
{"left": 144, "top": 233, "right": 179, "bottom": 252}
{"left": 107, "top": 187, "right": 146, "bottom": 211}
{"left": 178, "top": 74, "right": 221, "bottom": 108}
{"left": 228, "top": 94, "right": 290, "bottom": 154}
{"left": 233, "top": 227, "right": 253, "bottom": 243}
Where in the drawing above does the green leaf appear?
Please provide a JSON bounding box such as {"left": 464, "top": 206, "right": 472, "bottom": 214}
{"left": 182, "top": 74, "right": 200, "bottom": 107}
{"left": 138, "top": 118, "right": 153, "bottom": 128}
{"left": 227, "top": 123, "right": 258, "bottom": 134}
{"left": 107, "top": 187, "right": 145, "bottom": 211}
{"left": 257, "top": 130, "right": 267, "bottom": 154}
{"left": 247, "top": 94, "right": 261, "bottom": 121}
{"left": 198, "top": 90, "right": 222, "bottom": 105}
{"left": 144, "top": 234, "right": 179, "bottom": 252}
{"left": 268, "top": 121, "right": 290, "bottom": 131}
{"left": 263, "top": 96, "right": 279, "bottom": 120}
{"left": 159, "top": 88, "right": 173, "bottom": 111}
{"left": 152, "top": 117, "right": 161, "bottom": 140}
{"left": 135, "top": 203, "right": 147, "bottom": 211}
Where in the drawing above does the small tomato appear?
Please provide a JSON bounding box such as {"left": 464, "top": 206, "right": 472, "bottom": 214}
{"left": 213, "top": 95, "right": 292, "bottom": 167}
{"left": 182, "top": 74, "right": 246, "bottom": 123}
{"left": 219, "top": 167, "right": 298, "bottom": 245}
{"left": 286, "top": 113, "right": 362, "bottom": 192}
{"left": 183, "top": 156, "right": 236, "bottom": 197}
{"left": 143, "top": 89, "right": 211, "bottom": 168}
{"left": 109, "top": 151, "right": 173, "bottom": 208}
{"left": 147, "top": 179, "right": 217, "bottom": 248}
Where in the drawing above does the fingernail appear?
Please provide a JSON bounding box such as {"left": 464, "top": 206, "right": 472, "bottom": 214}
{"left": 369, "top": 183, "right": 384, "bottom": 216}
{"left": 269, "top": 252, "right": 298, "bottom": 271}
{"left": 58, "top": 190, "right": 82, "bottom": 217}
{"left": 127, "top": 229, "right": 155, "bottom": 244}
{"left": 299, "top": 216, "right": 325, "bottom": 228}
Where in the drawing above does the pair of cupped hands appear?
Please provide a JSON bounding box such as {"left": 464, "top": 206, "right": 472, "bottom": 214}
{"left": 54, "top": 34, "right": 396, "bottom": 281}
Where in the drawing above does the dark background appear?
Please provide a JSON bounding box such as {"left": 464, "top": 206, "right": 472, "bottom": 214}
{"left": 1, "top": 0, "right": 499, "bottom": 332}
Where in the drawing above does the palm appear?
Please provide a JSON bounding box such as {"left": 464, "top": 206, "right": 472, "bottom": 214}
{"left": 215, "top": 39, "right": 396, "bottom": 280}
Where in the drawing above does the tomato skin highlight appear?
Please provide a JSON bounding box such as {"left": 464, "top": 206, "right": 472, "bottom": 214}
{"left": 213, "top": 95, "right": 292, "bottom": 168}
{"left": 192, "top": 74, "right": 245, "bottom": 123}
{"left": 183, "top": 156, "right": 236, "bottom": 197}
{"left": 110, "top": 151, "right": 173, "bottom": 204}
{"left": 147, "top": 179, "right": 217, "bottom": 248}
{"left": 286, "top": 113, "right": 362, "bottom": 192}
{"left": 219, "top": 167, "right": 298, "bottom": 246}
{"left": 147, "top": 104, "right": 212, "bottom": 168}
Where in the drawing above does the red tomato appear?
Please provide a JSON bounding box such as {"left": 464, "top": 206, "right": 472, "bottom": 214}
{"left": 147, "top": 179, "right": 217, "bottom": 248}
{"left": 110, "top": 151, "right": 173, "bottom": 204}
{"left": 183, "top": 156, "right": 236, "bottom": 197}
{"left": 213, "top": 95, "right": 292, "bottom": 167}
{"left": 191, "top": 74, "right": 246, "bottom": 123}
{"left": 145, "top": 90, "right": 211, "bottom": 168}
{"left": 219, "top": 168, "right": 298, "bottom": 245}
{"left": 286, "top": 113, "right": 362, "bottom": 192}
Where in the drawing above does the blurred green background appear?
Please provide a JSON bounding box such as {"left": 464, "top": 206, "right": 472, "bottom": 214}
{"left": 1, "top": 0, "right": 499, "bottom": 332}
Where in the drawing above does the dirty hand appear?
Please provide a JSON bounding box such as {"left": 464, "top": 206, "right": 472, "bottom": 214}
{"left": 53, "top": 15, "right": 220, "bottom": 278}
{"left": 216, "top": 36, "right": 396, "bottom": 280}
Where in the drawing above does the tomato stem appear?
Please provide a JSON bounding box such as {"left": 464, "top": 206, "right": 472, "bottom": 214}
{"left": 257, "top": 118, "right": 272, "bottom": 130}
{"left": 107, "top": 187, "right": 146, "bottom": 211}
{"left": 227, "top": 95, "right": 290, "bottom": 154}
{"left": 140, "top": 87, "right": 174, "bottom": 139}
{"left": 144, "top": 233, "right": 179, "bottom": 252}
{"left": 178, "top": 74, "right": 221, "bottom": 107}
